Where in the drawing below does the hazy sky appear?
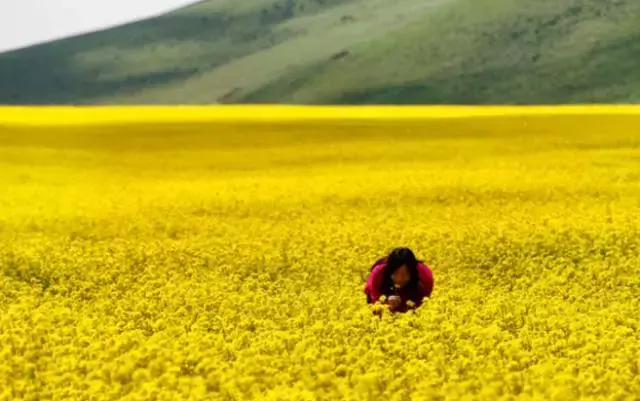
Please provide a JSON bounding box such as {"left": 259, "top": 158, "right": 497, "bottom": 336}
{"left": 0, "top": 0, "right": 200, "bottom": 53}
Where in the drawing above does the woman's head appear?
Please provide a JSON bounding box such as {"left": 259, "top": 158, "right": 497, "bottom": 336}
{"left": 383, "top": 247, "right": 419, "bottom": 290}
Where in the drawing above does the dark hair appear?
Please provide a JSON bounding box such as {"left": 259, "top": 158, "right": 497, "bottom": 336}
{"left": 380, "top": 247, "right": 422, "bottom": 301}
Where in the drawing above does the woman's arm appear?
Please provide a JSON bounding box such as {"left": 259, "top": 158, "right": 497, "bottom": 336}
{"left": 417, "top": 263, "right": 434, "bottom": 298}
{"left": 364, "top": 264, "right": 385, "bottom": 304}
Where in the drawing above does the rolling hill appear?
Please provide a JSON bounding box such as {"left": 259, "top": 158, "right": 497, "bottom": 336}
{"left": 0, "top": 0, "right": 639, "bottom": 104}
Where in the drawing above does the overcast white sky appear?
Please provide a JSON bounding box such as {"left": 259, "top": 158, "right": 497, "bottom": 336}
{"left": 0, "top": 0, "right": 201, "bottom": 53}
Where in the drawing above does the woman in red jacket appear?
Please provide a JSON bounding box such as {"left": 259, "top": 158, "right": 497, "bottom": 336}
{"left": 365, "top": 247, "right": 434, "bottom": 313}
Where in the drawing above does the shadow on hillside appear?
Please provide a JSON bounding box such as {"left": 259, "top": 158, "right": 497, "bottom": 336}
{"left": 0, "top": 0, "right": 364, "bottom": 104}
{"left": 0, "top": 6, "right": 298, "bottom": 104}
{"left": 332, "top": 34, "right": 640, "bottom": 105}
{"left": 335, "top": 84, "right": 452, "bottom": 104}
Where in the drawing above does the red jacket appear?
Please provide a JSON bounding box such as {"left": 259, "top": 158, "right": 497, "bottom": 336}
{"left": 364, "top": 261, "right": 434, "bottom": 312}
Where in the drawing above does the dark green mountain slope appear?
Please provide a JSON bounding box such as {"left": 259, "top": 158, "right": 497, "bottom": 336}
{"left": 1, "top": 0, "right": 639, "bottom": 104}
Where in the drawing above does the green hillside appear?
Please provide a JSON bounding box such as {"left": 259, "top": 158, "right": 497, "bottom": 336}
{"left": 1, "top": 0, "right": 639, "bottom": 104}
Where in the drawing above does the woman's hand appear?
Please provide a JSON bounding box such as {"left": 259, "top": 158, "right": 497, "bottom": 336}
{"left": 388, "top": 295, "right": 402, "bottom": 310}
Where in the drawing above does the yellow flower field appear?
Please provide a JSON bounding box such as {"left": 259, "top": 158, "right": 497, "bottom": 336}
{"left": 1, "top": 110, "right": 639, "bottom": 400}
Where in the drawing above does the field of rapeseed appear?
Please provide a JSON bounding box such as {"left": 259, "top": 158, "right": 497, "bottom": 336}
{"left": 1, "top": 111, "right": 639, "bottom": 400}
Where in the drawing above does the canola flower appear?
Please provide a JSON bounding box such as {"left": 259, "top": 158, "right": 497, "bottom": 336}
{"left": 0, "top": 111, "right": 639, "bottom": 400}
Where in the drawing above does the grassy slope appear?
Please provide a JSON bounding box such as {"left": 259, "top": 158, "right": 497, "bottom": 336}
{"left": 0, "top": 0, "right": 639, "bottom": 104}
{"left": 264, "top": 0, "right": 640, "bottom": 104}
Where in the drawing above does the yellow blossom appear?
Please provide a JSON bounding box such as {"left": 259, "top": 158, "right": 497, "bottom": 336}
{"left": 1, "top": 108, "right": 639, "bottom": 400}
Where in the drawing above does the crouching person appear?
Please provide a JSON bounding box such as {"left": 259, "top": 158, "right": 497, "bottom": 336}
{"left": 365, "top": 247, "right": 434, "bottom": 313}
